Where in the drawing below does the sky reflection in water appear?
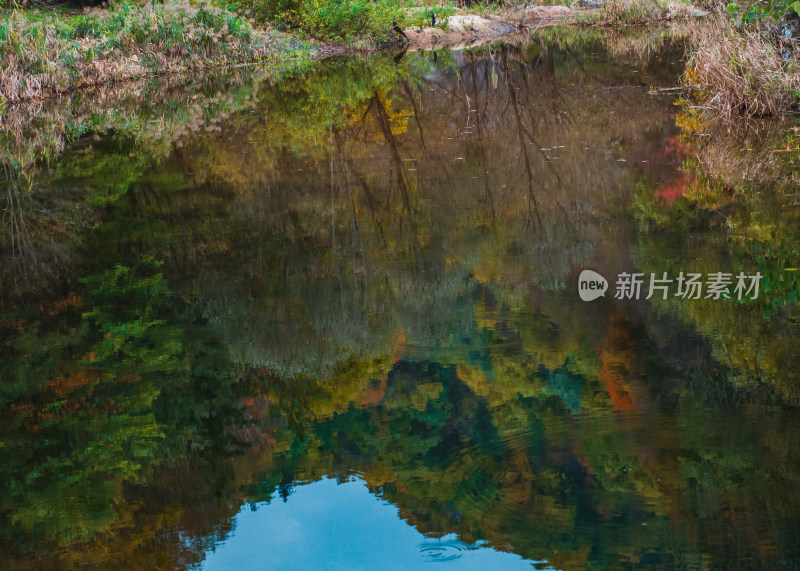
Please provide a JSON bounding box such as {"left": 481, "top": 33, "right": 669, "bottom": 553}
{"left": 202, "top": 477, "right": 539, "bottom": 570}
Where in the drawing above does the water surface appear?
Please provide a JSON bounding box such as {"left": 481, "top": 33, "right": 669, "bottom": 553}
{"left": 2, "top": 27, "right": 800, "bottom": 570}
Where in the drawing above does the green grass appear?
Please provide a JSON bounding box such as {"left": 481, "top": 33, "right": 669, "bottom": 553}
{"left": 232, "top": 0, "right": 408, "bottom": 42}
{"left": 0, "top": 2, "right": 293, "bottom": 103}
{"left": 404, "top": 5, "right": 456, "bottom": 29}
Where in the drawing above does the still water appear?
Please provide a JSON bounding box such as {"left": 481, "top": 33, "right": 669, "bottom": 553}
{"left": 2, "top": 26, "right": 800, "bottom": 569}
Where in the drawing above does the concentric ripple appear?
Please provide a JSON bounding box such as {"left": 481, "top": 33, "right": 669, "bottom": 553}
{"left": 418, "top": 539, "right": 471, "bottom": 562}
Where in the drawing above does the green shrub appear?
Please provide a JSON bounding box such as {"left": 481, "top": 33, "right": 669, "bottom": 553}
{"left": 406, "top": 6, "right": 454, "bottom": 29}
{"left": 244, "top": 0, "right": 405, "bottom": 41}
{"left": 305, "top": 0, "right": 401, "bottom": 40}
{"left": 727, "top": 0, "right": 800, "bottom": 22}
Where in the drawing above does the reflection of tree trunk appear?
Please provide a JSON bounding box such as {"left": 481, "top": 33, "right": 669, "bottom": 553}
{"left": 401, "top": 80, "right": 425, "bottom": 150}
{"left": 329, "top": 128, "right": 346, "bottom": 313}
{"left": 340, "top": 153, "right": 387, "bottom": 248}
{"left": 335, "top": 133, "right": 369, "bottom": 299}
{"left": 503, "top": 48, "right": 578, "bottom": 236}
{"left": 503, "top": 50, "right": 563, "bottom": 186}
{"left": 508, "top": 84, "right": 543, "bottom": 230}
{"left": 369, "top": 90, "right": 424, "bottom": 270}
{"left": 468, "top": 54, "right": 497, "bottom": 230}
{"left": 370, "top": 91, "right": 413, "bottom": 215}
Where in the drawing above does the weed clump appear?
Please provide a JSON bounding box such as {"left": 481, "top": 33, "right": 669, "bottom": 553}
{"left": 597, "top": 0, "right": 697, "bottom": 25}
{"left": 0, "top": 2, "right": 286, "bottom": 103}
{"left": 685, "top": 16, "right": 800, "bottom": 117}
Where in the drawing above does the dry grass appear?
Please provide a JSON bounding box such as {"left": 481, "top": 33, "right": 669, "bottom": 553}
{"left": 597, "top": 0, "right": 698, "bottom": 25}
{"left": 0, "top": 2, "right": 302, "bottom": 104}
{"left": 686, "top": 15, "right": 800, "bottom": 117}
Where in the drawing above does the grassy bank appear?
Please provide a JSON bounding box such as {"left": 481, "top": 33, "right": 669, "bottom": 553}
{"left": 578, "top": 0, "right": 800, "bottom": 116}
{"left": 0, "top": 0, "right": 445, "bottom": 104}
{"left": 582, "top": 0, "right": 702, "bottom": 25}
{"left": 2, "top": 0, "right": 799, "bottom": 112}
{"left": 685, "top": 14, "right": 800, "bottom": 117}
{"left": 0, "top": 2, "right": 317, "bottom": 104}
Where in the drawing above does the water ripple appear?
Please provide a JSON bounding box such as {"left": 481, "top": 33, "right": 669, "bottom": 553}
{"left": 418, "top": 538, "right": 471, "bottom": 562}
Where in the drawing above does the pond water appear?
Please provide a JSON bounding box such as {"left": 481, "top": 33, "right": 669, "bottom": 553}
{"left": 2, "top": 27, "right": 800, "bottom": 569}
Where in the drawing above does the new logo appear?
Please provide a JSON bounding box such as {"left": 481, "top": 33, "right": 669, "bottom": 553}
{"left": 578, "top": 269, "right": 608, "bottom": 301}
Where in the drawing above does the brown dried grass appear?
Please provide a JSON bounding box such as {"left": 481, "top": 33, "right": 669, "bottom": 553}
{"left": 599, "top": 0, "right": 698, "bottom": 25}
{"left": 686, "top": 15, "right": 800, "bottom": 117}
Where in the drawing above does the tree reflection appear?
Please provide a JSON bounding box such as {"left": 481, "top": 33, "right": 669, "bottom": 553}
{"left": 1, "top": 27, "right": 800, "bottom": 570}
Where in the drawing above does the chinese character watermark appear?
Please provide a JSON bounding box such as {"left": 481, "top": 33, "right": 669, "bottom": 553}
{"left": 579, "top": 270, "right": 762, "bottom": 302}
